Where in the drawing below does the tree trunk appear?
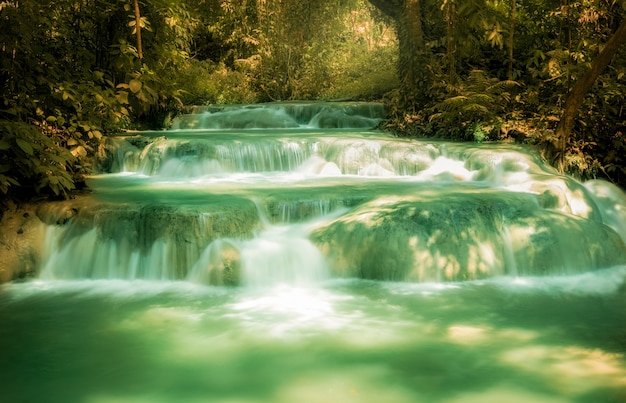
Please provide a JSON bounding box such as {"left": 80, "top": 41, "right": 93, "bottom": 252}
{"left": 366, "top": 0, "right": 402, "bottom": 19}
{"left": 508, "top": 0, "right": 516, "bottom": 80}
{"left": 133, "top": 0, "right": 143, "bottom": 59}
{"left": 368, "top": 0, "right": 429, "bottom": 107}
{"left": 445, "top": 0, "right": 457, "bottom": 85}
{"left": 554, "top": 16, "right": 626, "bottom": 172}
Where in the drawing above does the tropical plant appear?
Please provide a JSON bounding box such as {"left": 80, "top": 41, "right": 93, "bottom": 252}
{"left": 428, "top": 70, "right": 520, "bottom": 140}
{"left": 0, "top": 0, "right": 197, "bottom": 203}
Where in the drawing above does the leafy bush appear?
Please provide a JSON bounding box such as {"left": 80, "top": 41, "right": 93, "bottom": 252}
{"left": 321, "top": 45, "right": 399, "bottom": 101}
{"left": 0, "top": 120, "right": 75, "bottom": 199}
{"left": 428, "top": 70, "right": 521, "bottom": 140}
{"left": 176, "top": 60, "right": 258, "bottom": 105}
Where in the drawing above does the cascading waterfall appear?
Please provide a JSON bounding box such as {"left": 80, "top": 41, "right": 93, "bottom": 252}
{"left": 169, "top": 101, "right": 386, "bottom": 130}
{"left": 40, "top": 103, "right": 626, "bottom": 284}
{"left": 2, "top": 102, "right": 625, "bottom": 403}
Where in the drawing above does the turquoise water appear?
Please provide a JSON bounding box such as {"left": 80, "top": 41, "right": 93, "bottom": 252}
{"left": 2, "top": 103, "right": 625, "bottom": 402}
{"left": 1, "top": 270, "right": 625, "bottom": 403}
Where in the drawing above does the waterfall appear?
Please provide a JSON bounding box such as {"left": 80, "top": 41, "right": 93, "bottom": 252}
{"left": 3, "top": 102, "right": 626, "bottom": 403}
{"left": 31, "top": 102, "right": 626, "bottom": 285}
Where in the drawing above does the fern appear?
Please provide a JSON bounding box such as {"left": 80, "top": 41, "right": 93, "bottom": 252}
{"left": 428, "top": 70, "right": 521, "bottom": 140}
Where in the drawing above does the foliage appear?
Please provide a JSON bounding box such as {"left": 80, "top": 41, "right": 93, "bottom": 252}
{"left": 563, "top": 66, "right": 626, "bottom": 183}
{"left": 428, "top": 70, "right": 520, "bottom": 140}
{"left": 321, "top": 45, "right": 399, "bottom": 100}
{"left": 253, "top": 0, "right": 381, "bottom": 100}
{"left": 0, "top": 0, "right": 196, "bottom": 203}
{"left": 0, "top": 120, "right": 75, "bottom": 198}
{"left": 176, "top": 60, "right": 258, "bottom": 105}
{"left": 376, "top": 0, "right": 626, "bottom": 187}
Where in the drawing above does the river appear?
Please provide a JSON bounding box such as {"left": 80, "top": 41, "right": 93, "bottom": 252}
{"left": 1, "top": 102, "right": 625, "bottom": 402}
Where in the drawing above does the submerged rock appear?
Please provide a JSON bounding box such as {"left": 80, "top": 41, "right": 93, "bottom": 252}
{"left": 35, "top": 196, "right": 259, "bottom": 281}
{"left": 311, "top": 191, "right": 626, "bottom": 282}
{"left": 188, "top": 240, "right": 241, "bottom": 286}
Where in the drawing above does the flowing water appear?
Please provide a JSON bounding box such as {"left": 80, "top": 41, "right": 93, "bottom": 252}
{"left": 1, "top": 102, "right": 625, "bottom": 402}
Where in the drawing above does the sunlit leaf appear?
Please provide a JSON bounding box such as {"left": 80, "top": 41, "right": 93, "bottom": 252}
{"left": 116, "top": 92, "right": 129, "bottom": 104}
{"left": 129, "top": 79, "right": 142, "bottom": 94}
{"left": 71, "top": 145, "right": 87, "bottom": 158}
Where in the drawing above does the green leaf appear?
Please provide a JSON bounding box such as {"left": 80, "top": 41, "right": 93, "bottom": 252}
{"left": 144, "top": 85, "right": 158, "bottom": 98}
{"left": 0, "top": 139, "right": 10, "bottom": 150}
{"left": 116, "top": 92, "right": 129, "bottom": 104}
{"left": 0, "top": 174, "right": 19, "bottom": 193}
{"left": 129, "top": 79, "right": 143, "bottom": 94}
{"left": 71, "top": 145, "right": 87, "bottom": 158}
{"left": 15, "top": 138, "right": 34, "bottom": 155}
{"left": 59, "top": 176, "right": 74, "bottom": 190}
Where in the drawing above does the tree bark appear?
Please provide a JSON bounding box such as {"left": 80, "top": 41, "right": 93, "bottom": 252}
{"left": 133, "top": 0, "right": 143, "bottom": 59}
{"left": 368, "top": 0, "right": 429, "bottom": 107}
{"left": 366, "top": 0, "right": 402, "bottom": 19}
{"left": 445, "top": 0, "right": 456, "bottom": 85}
{"left": 554, "top": 16, "right": 626, "bottom": 172}
{"left": 508, "top": 0, "right": 516, "bottom": 80}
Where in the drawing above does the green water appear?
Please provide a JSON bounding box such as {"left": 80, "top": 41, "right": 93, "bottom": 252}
{"left": 1, "top": 272, "right": 625, "bottom": 403}
{"left": 3, "top": 103, "right": 626, "bottom": 402}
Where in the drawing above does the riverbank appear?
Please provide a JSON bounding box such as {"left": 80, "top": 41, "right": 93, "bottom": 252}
{"left": 0, "top": 197, "right": 89, "bottom": 283}
{"left": 0, "top": 201, "right": 45, "bottom": 282}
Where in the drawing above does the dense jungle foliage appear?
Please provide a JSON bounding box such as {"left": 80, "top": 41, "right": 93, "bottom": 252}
{"left": 1, "top": 0, "right": 625, "bottom": 205}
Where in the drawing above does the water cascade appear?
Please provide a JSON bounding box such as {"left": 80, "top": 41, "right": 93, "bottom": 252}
{"left": 42, "top": 103, "right": 626, "bottom": 283}
{"left": 2, "top": 102, "right": 625, "bottom": 402}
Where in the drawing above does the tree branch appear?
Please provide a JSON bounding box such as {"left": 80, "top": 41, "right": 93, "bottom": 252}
{"left": 554, "top": 16, "right": 626, "bottom": 172}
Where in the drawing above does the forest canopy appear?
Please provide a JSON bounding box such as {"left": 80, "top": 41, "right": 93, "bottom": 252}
{"left": 1, "top": 0, "right": 625, "bottom": 203}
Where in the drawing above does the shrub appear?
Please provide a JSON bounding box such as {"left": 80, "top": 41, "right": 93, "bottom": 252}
{"left": 176, "top": 60, "right": 258, "bottom": 105}
{"left": 0, "top": 120, "right": 76, "bottom": 199}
